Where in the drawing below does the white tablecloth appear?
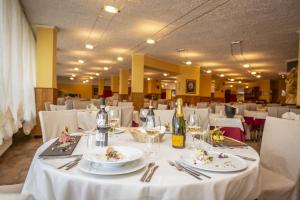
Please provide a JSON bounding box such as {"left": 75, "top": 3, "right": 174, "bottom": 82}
{"left": 209, "top": 114, "right": 245, "bottom": 131}
{"left": 22, "top": 132, "right": 260, "bottom": 200}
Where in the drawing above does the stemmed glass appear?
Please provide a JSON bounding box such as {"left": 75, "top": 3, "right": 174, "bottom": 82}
{"left": 186, "top": 113, "right": 201, "bottom": 150}
{"left": 145, "top": 116, "right": 161, "bottom": 159}
{"left": 139, "top": 109, "right": 148, "bottom": 127}
{"left": 108, "top": 109, "right": 120, "bottom": 135}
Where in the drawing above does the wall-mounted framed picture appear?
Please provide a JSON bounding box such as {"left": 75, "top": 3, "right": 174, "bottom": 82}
{"left": 186, "top": 79, "right": 196, "bottom": 94}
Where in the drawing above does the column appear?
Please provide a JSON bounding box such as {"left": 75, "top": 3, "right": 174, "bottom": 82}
{"left": 119, "top": 68, "right": 129, "bottom": 100}
{"left": 131, "top": 53, "right": 144, "bottom": 110}
{"left": 297, "top": 32, "right": 300, "bottom": 106}
{"left": 98, "top": 78, "right": 105, "bottom": 96}
{"left": 200, "top": 73, "right": 212, "bottom": 101}
{"left": 33, "top": 26, "right": 57, "bottom": 136}
{"left": 111, "top": 75, "right": 119, "bottom": 94}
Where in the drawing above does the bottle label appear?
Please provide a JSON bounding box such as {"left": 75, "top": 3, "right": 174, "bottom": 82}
{"left": 172, "top": 135, "right": 184, "bottom": 147}
{"left": 97, "top": 115, "right": 106, "bottom": 127}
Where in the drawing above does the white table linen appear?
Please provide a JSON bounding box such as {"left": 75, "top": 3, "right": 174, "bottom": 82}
{"left": 22, "top": 132, "right": 260, "bottom": 200}
{"left": 244, "top": 110, "right": 268, "bottom": 119}
{"left": 209, "top": 113, "right": 244, "bottom": 131}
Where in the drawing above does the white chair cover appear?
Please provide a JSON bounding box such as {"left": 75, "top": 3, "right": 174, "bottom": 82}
{"left": 259, "top": 117, "right": 300, "bottom": 200}
{"left": 65, "top": 99, "right": 73, "bottom": 110}
{"left": 57, "top": 98, "right": 65, "bottom": 105}
{"left": 39, "top": 110, "right": 78, "bottom": 143}
{"left": 154, "top": 110, "right": 174, "bottom": 126}
{"left": 120, "top": 106, "right": 134, "bottom": 127}
{"left": 77, "top": 110, "right": 98, "bottom": 130}
{"left": 234, "top": 104, "right": 245, "bottom": 115}
{"left": 0, "top": 184, "right": 33, "bottom": 200}
{"left": 267, "top": 107, "right": 277, "bottom": 117}
{"left": 49, "top": 104, "right": 67, "bottom": 111}
{"left": 44, "top": 102, "right": 51, "bottom": 111}
{"left": 289, "top": 108, "right": 300, "bottom": 115}
{"left": 118, "top": 102, "right": 133, "bottom": 107}
{"left": 196, "top": 102, "right": 208, "bottom": 108}
{"left": 91, "top": 99, "right": 100, "bottom": 109}
{"left": 277, "top": 107, "right": 290, "bottom": 118}
{"left": 215, "top": 105, "right": 225, "bottom": 115}
{"left": 73, "top": 101, "right": 91, "bottom": 110}
{"left": 112, "top": 100, "right": 119, "bottom": 106}
{"left": 183, "top": 108, "right": 209, "bottom": 130}
{"left": 157, "top": 104, "right": 168, "bottom": 110}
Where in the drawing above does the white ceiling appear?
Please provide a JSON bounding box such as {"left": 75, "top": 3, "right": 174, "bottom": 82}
{"left": 21, "top": 0, "right": 300, "bottom": 83}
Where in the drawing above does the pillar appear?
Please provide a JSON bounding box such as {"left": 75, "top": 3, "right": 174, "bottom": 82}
{"left": 33, "top": 26, "right": 57, "bottom": 136}
{"left": 119, "top": 68, "right": 129, "bottom": 100}
{"left": 297, "top": 32, "right": 300, "bottom": 106}
{"left": 131, "top": 54, "right": 144, "bottom": 110}
{"left": 98, "top": 79, "right": 105, "bottom": 96}
{"left": 111, "top": 75, "right": 119, "bottom": 94}
{"left": 200, "top": 73, "right": 212, "bottom": 101}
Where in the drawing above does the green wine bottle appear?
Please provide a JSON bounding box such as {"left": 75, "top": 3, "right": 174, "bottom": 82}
{"left": 172, "top": 98, "right": 186, "bottom": 148}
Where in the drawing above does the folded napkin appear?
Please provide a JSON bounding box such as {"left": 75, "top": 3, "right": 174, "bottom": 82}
{"left": 282, "top": 112, "right": 297, "bottom": 120}
{"left": 295, "top": 115, "right": 300, "bottom": 121}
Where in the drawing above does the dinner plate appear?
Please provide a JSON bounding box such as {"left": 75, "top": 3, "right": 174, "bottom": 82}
{"left": 180, "top": 151, "right": 248, "bottom": 173}
{"left": 108, "top": 128, "right": 125, "bottom": 134}
{"left": 82, "top": 146, "right": 144, "bottom": 168}
{"left": 79, "top": 158, "right": 146, "bottom": 175}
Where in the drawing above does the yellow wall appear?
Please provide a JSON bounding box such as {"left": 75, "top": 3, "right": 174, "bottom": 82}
{"left": 214, "top": 79, "right": 225, "bottom": 98}
{"left": 247, "top": 80, "right": 271, "bottom": 102}
{"left": 111, "top": 75, "right": 119, "bottom": 93}
{"left": 166, "top": 89, "right": 172, "bottom": 100}
{"left": 297, "top": 34, "right": 300, "bottom": 106}
{"left": 36, "top": 26, "right": 57, "bottom": 88}
{"left": 176, "top": 66, "right": 201, "bottom": 96}
{"left": 147, "top": 79, "right": 161, "bottom": 94}
{"left": 58, "top": 84, "right": 93, "bottom": 99}
{"left": 131, "top": 54, "right": 144, "bottom": 93}
{"left": 200, "top": 74, "right": 211, "bottom": 97}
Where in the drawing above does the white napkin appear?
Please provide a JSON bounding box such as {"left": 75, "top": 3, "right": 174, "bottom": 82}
{"left": 282, "top": 112, "right": 297, "bottom": 120}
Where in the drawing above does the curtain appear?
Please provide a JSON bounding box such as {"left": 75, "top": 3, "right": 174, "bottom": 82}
{"left": 0, "top": 0, "right": 36, "bottom": 145}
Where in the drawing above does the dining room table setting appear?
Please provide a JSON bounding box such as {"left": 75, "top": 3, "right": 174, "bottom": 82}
{"left": 22, "top": 98, "right": 260, "bottom": 200}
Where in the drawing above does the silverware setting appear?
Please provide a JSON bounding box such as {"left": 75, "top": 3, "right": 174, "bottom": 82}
{"left": 168, "top": 160, "right": 202, "bottom": 180}
{"left": 177, "top": 161, "right": 211, "bottom": 179}
{"left": 140, "top": 162, "right": 158, "bottom": 183}
{"left": 40, "top": 154, "right": 83, "bottom": 160}
{"left": 235, "top": 155, "right": 256, "bottom": 161}
{"left": 57, "top": 156, "right": 82, "bottom": 170}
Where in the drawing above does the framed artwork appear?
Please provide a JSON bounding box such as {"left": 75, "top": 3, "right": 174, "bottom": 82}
{"left": 186, "top": 79, "right": 196, "bottom": 94}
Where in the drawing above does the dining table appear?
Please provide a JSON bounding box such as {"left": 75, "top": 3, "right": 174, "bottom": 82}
{"left": 22, "top": 130, "right": 260, "bottom": 200}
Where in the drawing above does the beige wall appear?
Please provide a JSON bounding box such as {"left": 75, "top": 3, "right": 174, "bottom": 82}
{"left": 58, "top": 84, "right": 93, "bottom": 99}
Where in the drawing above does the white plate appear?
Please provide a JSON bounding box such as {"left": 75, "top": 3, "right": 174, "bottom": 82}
{"left": 83, "top": 146, "right": 144, "bottom": 168}
{"left": 79, "top": 158, "right": 146, "bottom": 175}
{"left": 108, "top": 128, "right": 125, "bottom": 134}
{"left": 180, "top": 151, "right": 248, "bottom": 172}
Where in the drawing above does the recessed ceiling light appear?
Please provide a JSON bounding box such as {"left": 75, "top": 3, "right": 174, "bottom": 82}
{"left": 256, "top": 75, "right": 261, "bottom": 78}
{"left": 96, "top": 73, "right": 100, "bottom": 76}
{"left": 186, "top": 61, "right": 192, "bottom": 65}
{"left": 72, "top": 74, "right": 76, "bottom": 77}
{"left": 83, "top": 80, "right": 86, "bottom": 83}
{"left": 243, "top": 64, "right": 250, "bottom": 68}
{"left": 220, "top": 74, "right": 225, "bottom": 77}
{"left": 230, "top": 78, "right": 235, "bottom": 82}
{"left": 86, "top": 80, "right": 89, "bottom": 82}
{"left": 238, "top": 81, "right": 242, "bottom": 84}
{"left": 117, "top": 56, "right": 124, "bottom": 61}
{"left": 164, "top": 83, "right": 167, "bottom": 86}
{"left": 104, "top": 5, "right": 119, "bottom": 14}
{"left": 74, "top": 67, "right": 79, "bottom": 71}
{"left": 85, "top": 44, "right": 94, "bottom": 50}
{"left": 104, "top": 67, "right": 109, "bottom": 71}
{"left": 251, "top": 71, "right": 257, "bottom": 75}
{"left": 174, "top": 80, "right": 177, "bottom": 83}
{"left": 147, "top": 77, "right": 151, "bottom": 81}
{"left": 245, "top": 85, "right": 249, "bottom": 88}
{"left": 163, "top": 73, "right": 168, "bottom": 76}
{"left": 70, "top": 77, "right": 74, "bottom": 80}
{"left": 146, "top": 38, "right": 155, "bottom": 44}
{"left": 230, "top": 85, "right": 233, "bottom": 88}
{"left": 90, "top": 76, "right": 94, "bottom": 80}
{"left": 206, "top": 70, "right": 212, "bottom": 74}
{"left": 78, "top": 59, "right": 84, "bottom": 64}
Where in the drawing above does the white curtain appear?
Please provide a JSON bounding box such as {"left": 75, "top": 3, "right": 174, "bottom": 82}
{"left": 0, "top": 0, "right": 36, "bottom": 145}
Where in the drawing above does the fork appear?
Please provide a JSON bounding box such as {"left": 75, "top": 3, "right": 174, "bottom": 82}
{"left": 168, "top": 161, "right": 202, "bottom": 180}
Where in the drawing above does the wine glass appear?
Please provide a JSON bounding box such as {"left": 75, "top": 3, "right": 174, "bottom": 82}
{"left": 139, "top": 109, "right": 148, "bottom": 127}
{"left": 186, "top": 113, "right": 201, "bottom": 149}
{"left": 108, "top": 109, "right": 120, "bottom": 135}
{"left": 145, "top": 116, "right": 161, "bottom": 159}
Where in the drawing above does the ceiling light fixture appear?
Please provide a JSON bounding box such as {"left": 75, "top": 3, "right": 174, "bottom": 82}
{"left": 186, "top": 61, "right": 192, "bottom": 65}
{"left": 230, "top": 85, "right": 233, "bottom": 88}
{"left": 146, "top": 38, "right": 155, "bottom": 44}
{"left": 174, "top": 80, "right": 177, "bottom": 83}
{"left": 104, "top": 67, "right": 109, "bottom": 71}
{"left": 72, "top": 74, "right": 76, "bottom": 77}
{"left": 70, "top": 77, "right": 74, "bottom": 80}
{"left": 220, "top": 74, "right": 225, "bottom": 77}
{"left": 147, "top": 78, "right": 151, "bottom": 81}
{"left": 90, "top": 76, "right": 94, "bottom": 80}
{"left": 86, "top": 80, "right": 89, "bottom": 83}
{"left": 164, "top": 83, "right": 167, "bottom": 86}
{"left": 117, "top": 56, "right": 124, "bottom": 61}
{"left": 96, "top": 73, "right": 100, "bottom": 76}
{"left": 230, "top": 78, "right": 235, "bottom": 82}
{"left": 83, "top": 80, "right": 86, "bottom": 84}
{"left": 163, "top": 73, "right": 168, "bottom": 76}
{"left": 104, "top": 5, "right": 119, "bottom": 14}
{"left": 238, "top": 81, "right": 242, "bottom": 84}
{"left": 251, "top": 71, "right": 257, "bottom": 75}
{"left": 85, "top": 44, "right": 94, "bottom": 50}
{"left": 245, "top": 85, "right": 249, "bottom": 88}
{"left": 78, "top": 59, "right": 84, "bottom": 64}
{"left": 206, "top": 70, "right": 212, "bottom": 74}
{"left": 74, "top": 67, "right": 79, "bottom": 71}
{"left": 243, "top": 64, "right": 250, "bottom": 68}
{"left": 256, "top": 75, "right": 261, "bottom": 78}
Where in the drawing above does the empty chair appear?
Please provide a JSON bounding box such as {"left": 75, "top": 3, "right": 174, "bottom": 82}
{"left": 196, "top": 102, "right": 208, "bottom": 108}
{"left": 234, "top": 103, "right": 245, "bottom": 115}
{"left": 215, "top": 105, "right": 225, "bottom": 114}
{"left": 154, "top": 109, "right": 175, "bottom": 126}
{"left": 39, "top": 110, "right": 78, "bottom": 143}
{"left": 57, "top": 97, "right": 65, "bottom": 105}
{"left": 0, "top": 184, "right": 33, "bottom": 200}
{"left": 157, "top": 104, "right": 168, "bottom": 110}
{"left": 289, "top": 108, "right": 300, "bottom": 115}
{"left": 120, "top": 106, "right": 134, "bottom": 127}
{"left": 91, "top": 99, "right": 100, "bottom": 108}
{"left": 267, "top": 107, "right": 277, "bottom": 117}
{"left": 106, "top": 106, "right": 122, "bottom": 126}
{"left": 277, "top": 107, "right": 289, "bottom": 118}
{"left": 112, "top": 99, "right": 118, "bottom": 106}
{"left": 65, "top": 99, "right": 73, "bottom": 110}
{"left": 183, "top": 108, "right": 209, "bottom": 130}
{"left": 73, "top": 100, "right": 91, "bottom": 110}
{"left": 49, "top": 104, "right": 67, "bottom": 111}
{"left": 44, "top": 102, "right": 51, "bottom": 111}
{"left": 259, "top": 117, "right": 300, "bottom": 200}
{"left": 118, "top": 102, "right": 133, "bottom": 107}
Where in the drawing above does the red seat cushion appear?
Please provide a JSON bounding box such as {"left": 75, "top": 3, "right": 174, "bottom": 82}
{"left": 220, "top": 127, "right": 245, "bottom": 142}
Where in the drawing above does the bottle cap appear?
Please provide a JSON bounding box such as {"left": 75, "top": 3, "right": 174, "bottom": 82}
{"left": 100, "top": 98, "right": 105, "bottom": 108}
{"left": 176, "top": 98, "right": 183, "bottom": 106}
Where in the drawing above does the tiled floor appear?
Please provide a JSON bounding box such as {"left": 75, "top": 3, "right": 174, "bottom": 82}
{"left": 0, "top": 132, "right": 260, "bottom": 186}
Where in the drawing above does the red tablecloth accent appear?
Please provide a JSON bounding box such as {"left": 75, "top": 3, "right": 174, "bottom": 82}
{"left": 244, "top": 116, "right": 254, "bottom": 126}
{"left": 253, "top": 118, "right": 265, "bottom": 128}
{"left": 221, "top": 127, "right": 245, "bottom": 142}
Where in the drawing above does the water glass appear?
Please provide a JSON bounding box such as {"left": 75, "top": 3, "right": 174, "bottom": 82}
{"left": 186, "top": 114, "right": 201, "bottom": 149}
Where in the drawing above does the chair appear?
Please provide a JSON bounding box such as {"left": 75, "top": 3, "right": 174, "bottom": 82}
{"left": 106, "top": 106, "right": 122, "bottom": 126}
{"left": 154, "top": 110, "right": 175, "bottom": 126}
{"left": 91, "top": 99, "right": 100, "bottom": 109}
{"left": 259, "top": 117, "right": 300, "bottom": 200}
{"left": 277, "top": 107, "right": 290, "bottom": 118}
{"left": 215, "top": 105, "right": 225, "bottom": 114}
{"left": 44, "top": 102, "right": 51, "bottom": 111}
{"left": 39, "top": 110, "right": 78, "bottom": 143}
{"left": 196, "top": 102, "right": 208, "bottom": 108}
{"left": 73, "top": 100, "right": 91, "bottom": 110}
{"left": 0, "top": 184, "right": 33, "bottom": 200}
{"left": 157, "top": 104, "right": 168, "bottom": 110}
{"left": 289, "top": 108, "right": 300, "bottom": 115}
{"left": 118, "top": 102, "right": 133, "bottom": 107}
{"left": 65, "top": 99, "right": 73, "bottom": 110}
{"left": 267, "top": 107, "right": 277, "bottom": 117}
{"left": 120, "top": 106, "right": 134, "bottom": 127}
{"left": 49, "top": 104, "right": 67, "bottom": 111}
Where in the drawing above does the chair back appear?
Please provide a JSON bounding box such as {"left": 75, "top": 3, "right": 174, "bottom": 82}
{"left": 73, "top": 100, "right": 91, "bottom": 109}
{"left": 183, "top": 108, "right": 209, "bottom": 130}
{"left": 91, "top": 99, "right": 100, "bottom": 109}
{"left": 260, "top": 117, "right": 300, "bottom": 182}
{"left": 44, "top": 102, "right": 51, "bottom": 111}
{"left": 39, "top": 110, "right": 78, "bottom": 143}
{"left": 154, "top": 110, "right": 174, "bottom": 126}
{"left": 196, "top": 102, "right": 208, "bottom": 108}
{"left": 277, "top": 107, "right": 290, "bottom": 118}
{"left": 57, "top": 97, "right": 65, "bottom": 105}
{"left": 49, "top": 104, "right": 67, "bottom": 111}
{"left": 157, "top": 104, "right": 168, "bottom": 110}
{"left": 215, "top": 105, "right": 225, "bottom": 114}
{"left": 106, "top": 106, "right": 122, "bottom": 125}
{"left": 118, "top": 102, "right": 133, "bottom": 107}
{"left": 289, "top": 108, "right": 300, "bottom": 115}
{"left": 120, "top": 106, "right": 134, "bottom": 127}
{"left": 65, "top": 99, "right": 73, "bottom": 110}
{"left": 267, "top": 106, "right": 278, "bottom": 117}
